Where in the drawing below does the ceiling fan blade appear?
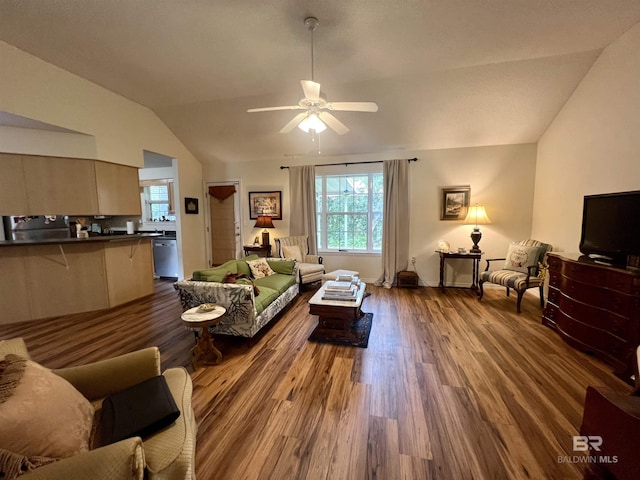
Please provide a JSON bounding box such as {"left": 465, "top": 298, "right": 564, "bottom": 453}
{"left": 318, "top": 112, "right": 349, "bottom": 135}
{"left": 301, "top": 80, "right": 321, "bottom": 102}
{"left": 247, "top": 105, "right": 303, "bottom": 113}
{"left": 279, "top": 112, "right": 309, "bottom": 133}
{"left": 327, "top": 102, "right": 379, "bottom": 112}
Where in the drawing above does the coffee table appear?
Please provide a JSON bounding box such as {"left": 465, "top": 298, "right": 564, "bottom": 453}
{"left": 308, "top": 281, "right": 367, "bottom": 344}
{"left": 181, "top": 304, "right": 226, "bottom": 368}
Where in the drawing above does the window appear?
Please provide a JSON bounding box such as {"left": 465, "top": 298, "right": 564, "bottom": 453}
{"left": 140, "top": 179, "right": 176, "bottom": 225}
{"left": 316, "top": 172, "right": 383, "bottom": 253}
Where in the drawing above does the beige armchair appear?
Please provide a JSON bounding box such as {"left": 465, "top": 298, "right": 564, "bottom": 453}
{"left": 275, "top": 235, "right": 325, "bottom": 288}
{"left": 0, "top": 338, "right": 196, "bottom": 480}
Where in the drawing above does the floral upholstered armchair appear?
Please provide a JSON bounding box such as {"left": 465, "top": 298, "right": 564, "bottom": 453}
{"left": 477, "top": 239, "right": 552, "bottom": 313}
{"left": 275, "top": 235, "right": 325, "bottom": 287}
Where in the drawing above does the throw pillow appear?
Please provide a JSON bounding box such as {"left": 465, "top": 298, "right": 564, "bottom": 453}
{"left": 282, "top": 245, "right": 304, "bottom": 262}
{"left": 247, "top": 258, "right": 276, "bottom": 279}
{"left": 503, "top": 244, "right": 543, "bottom": 274}
{"left": 0, "top": 354, "right": 94, "bottom": 459}
{"left": 267, "top": 259, "right": 296, "bottom": 275}
{"left": 202, "top": 263, "right": 238, "bottom": 282}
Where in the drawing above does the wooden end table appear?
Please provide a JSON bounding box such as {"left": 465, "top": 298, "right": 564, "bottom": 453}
{"left": 243, "top": 244, "right": 271, "bottom": 257}
{"left": 436, "top": 250, "right": 483, "bottom": 293}
{"left": 181, "top": 305, "right": 226, "bottom": 368}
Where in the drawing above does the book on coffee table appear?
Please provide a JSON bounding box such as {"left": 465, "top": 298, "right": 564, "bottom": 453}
{"left": 325, "top": 280, "right": 353, "bottom": 291}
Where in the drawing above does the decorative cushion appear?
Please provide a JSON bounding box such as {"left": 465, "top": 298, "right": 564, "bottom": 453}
{"left": 192, "top": 259, "right": 236, "bottom": 281}
{"left": 237, "top": 254, "right": 259, "bottom": 276}
{"left": 254, "top": 273, "right": 297, "bottom": 295}
{"left": 480, "top": 270, "right": 543, "bottom": 291}
{"left": 202, "top": 262, "right": 237, "bottom": 282}
{"left": 266, "top": 259, "right": 296, "bottom": 275}
{"left": 282, "top": 245, "right": 304, "bottom": 262}
{"left": 503, "top": 244, "right": 543, "bottom": 274}
{"left": 0, "top": 354, "right": 94, "bottom": 459}
{"left": 247, "top": 258, "right": 275, "bottom": 279}
{"left": 252, "top": 286, "right": 280, "bottom": 315}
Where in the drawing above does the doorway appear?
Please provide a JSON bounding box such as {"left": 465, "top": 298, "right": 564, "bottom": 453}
{"left": 206, "top": 181, "right": 241, "bottom": 266}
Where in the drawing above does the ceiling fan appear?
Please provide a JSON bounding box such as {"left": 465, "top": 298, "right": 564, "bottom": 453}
{"left": 247, "top": 17, "right": 378, "bottom": 136}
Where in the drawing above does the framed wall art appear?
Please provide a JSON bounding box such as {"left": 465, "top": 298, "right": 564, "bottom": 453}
{"left": 440, "top": 186, "right": 470, "bottom": 220}
{"left": 248, "top": 191, "right": 282, "bottom": 220}
{"left": 184, "top": 197, "right": 199, "bottom": 214}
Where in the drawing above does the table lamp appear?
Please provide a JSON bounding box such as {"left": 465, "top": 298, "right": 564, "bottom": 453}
{"left": 464, "top": 205, "right": 491, "bottom": 253}
{"left": 254, "top": 215, "right": 275, "bottom": 247}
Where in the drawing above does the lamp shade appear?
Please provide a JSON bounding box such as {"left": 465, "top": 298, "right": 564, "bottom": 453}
{"left": 254, "top": 215, "right": 275, "bottom": 228}
{"left": 464, "top": 205, "right": 491, "bottom": 227}
{"left": 298, "top": 114, "right": 327, "bottom": 133}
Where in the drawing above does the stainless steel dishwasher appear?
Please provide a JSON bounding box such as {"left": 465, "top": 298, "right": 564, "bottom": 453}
{"left": 153, "top": 238, "right": 179, "bottom": 278}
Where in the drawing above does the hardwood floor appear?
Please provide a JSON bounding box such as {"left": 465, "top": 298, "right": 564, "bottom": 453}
{"left": 0, "top": 280, "right": 631, "bottom": 479}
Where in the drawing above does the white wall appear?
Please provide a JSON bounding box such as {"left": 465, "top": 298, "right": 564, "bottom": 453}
{"left": 205, "top": 143, "right": 538, "bottom": 285}
{"left": 0, "top": 126, "right": 98, "bottom": 158}
{"left": 533, "top": 23, "right": 640, "bottom": 253}
{"left": 0, "top": 41, "right": 207, "bottom": 278}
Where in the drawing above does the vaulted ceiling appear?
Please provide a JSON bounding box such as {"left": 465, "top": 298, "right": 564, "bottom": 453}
{"left": 1, "top": 1, "right": 639, "bottom": 164}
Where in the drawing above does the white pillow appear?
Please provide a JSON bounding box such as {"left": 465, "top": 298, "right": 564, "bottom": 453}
{"left": 247, "top": 258, "right": 276, "bottom": 278}
{"left": 503, "top": 244, "right": 543, "bottom": 274}
{"left": 0, "top": 354, "right": 94, "bottom": 459}
{"left": 282, "top": 245, "right": 304, "bottom": 262}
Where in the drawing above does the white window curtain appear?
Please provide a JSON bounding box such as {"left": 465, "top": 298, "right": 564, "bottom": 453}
{"left": 288, "top": 165, "right": 318, "bottom": 255}
{"left": 375, "top": 159, "right": 410, "bottom": 288}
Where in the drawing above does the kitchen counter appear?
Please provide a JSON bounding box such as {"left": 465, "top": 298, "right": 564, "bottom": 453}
{"left": 0, "top": 232, "right": 161, "bottom": 247}
{"left": 0, "top": 234, "right": 157, "bottom": 324}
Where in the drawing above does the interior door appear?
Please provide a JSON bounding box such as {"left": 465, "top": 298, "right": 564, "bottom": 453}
{"left": 207, "top": 182, "right": 241, "bottom": 266}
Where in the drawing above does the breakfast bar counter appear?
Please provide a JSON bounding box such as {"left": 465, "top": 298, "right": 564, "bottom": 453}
{"left": 0, "top": 232, "right": 161, "bottom": 247}
{"left": 0, "top": 235, "right": 157, "bottom": 324}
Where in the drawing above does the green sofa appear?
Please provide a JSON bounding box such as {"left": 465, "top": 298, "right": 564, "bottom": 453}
{"left": 174, "top": 256, "right": 299, "bottom": 337}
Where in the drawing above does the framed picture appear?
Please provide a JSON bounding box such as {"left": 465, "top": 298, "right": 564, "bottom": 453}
{"left": 440, "top": 186, "right": 470, "bottom": 220}
{"left": 184, "top": 197, "right": 199, "bottom": 214}
{"left": 249, "top": 191, "right": 282, "bottom": 220}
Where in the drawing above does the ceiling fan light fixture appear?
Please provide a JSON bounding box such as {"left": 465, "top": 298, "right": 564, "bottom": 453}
{"left": 298, "top": 114, "right": 326, "bottom": 133}
{"left": 246, "top": 16, "right": 377, "bottom": 136}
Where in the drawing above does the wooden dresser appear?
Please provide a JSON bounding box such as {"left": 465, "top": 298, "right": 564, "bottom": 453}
{"left": 543, "top": 252, "right": 640, "bottom": 382}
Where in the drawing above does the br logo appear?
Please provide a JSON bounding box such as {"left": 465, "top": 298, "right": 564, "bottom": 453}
{"left": 573, "top": 436, "right": 602, "bottom": 452}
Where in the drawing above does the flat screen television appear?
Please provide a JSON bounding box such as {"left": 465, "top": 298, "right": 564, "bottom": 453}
{"left": 579, "top": 190, "right": 640, "bottom": 266}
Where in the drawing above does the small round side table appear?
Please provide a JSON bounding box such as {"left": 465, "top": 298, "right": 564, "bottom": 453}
{"left": 181, "top": 305, "right": 226, "bottom": 368}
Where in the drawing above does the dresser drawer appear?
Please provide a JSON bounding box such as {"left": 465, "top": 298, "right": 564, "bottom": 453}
{"left": 547, "top": 286, "right": 560, "bottom": 304}
{"left": 557, "top": 293, "right": 629, "bottom": 339}
{"left": 557, "top": 276, "right": 633, "bottom": 315}
{"left": 556, "top": 312, "right": 627, "bottom": 359}
{"left": 561, "top": 260, "right": 634, "bottom": 293}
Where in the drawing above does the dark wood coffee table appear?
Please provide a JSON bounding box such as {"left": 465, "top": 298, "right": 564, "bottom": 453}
{"left": 308, "top": 282, "right": 367, "bottom": 344}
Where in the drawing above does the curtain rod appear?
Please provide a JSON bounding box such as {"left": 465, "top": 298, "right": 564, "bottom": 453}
{"left": 280, "top": 157, "right": 417, "bottom": 169}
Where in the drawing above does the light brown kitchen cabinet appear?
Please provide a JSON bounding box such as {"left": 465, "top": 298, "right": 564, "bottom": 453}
{"left": 0, "top": 154, "right": 28, "bottom": 215}
{"left": 103, "top": 239, "right": 154, "bottom": 306}
{"left": 23, "top": 155, "right": 98, "bottom": 214}
{"left": 95, "top": 161, "right": 142, "bottom": 215}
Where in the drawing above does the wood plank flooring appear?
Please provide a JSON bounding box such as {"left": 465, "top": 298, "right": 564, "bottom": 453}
{"left": 0, "top": 280, "right": 631, "bottom": 479}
